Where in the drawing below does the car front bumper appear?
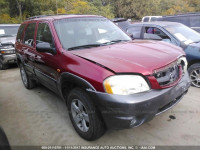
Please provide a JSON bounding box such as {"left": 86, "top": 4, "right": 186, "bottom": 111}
{"left": 87, "top": 73, "right": 191, "bottom": 129}
{"left": 0, "top": 54, "right": 16, "bottom": 64}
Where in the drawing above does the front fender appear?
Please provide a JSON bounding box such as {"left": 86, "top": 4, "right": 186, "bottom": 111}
{"left": 57, "top": 72, "right": 96, "bottom": 101}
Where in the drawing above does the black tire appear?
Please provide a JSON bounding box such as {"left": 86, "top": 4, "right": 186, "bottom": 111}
{"left": 0, "top": 61, "right": 8, "bottom": 70}
{"left": 67, "top": 88, "right": 105, "bottom": 141}
{"left": 0, "top": 127, "right": 11, "bottom": 150}
{"left": 188, "top": 63, "right": 200, "bottom": 88}
{"left": 20, "top": 64, "right": 36, "bottom": 89}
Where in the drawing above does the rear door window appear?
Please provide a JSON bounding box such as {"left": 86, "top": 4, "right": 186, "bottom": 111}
{"left": 23, "top": 23, "right": 36, "bottom": 47}
{"left": 17, "top": 24, "right": 26, "bottom": 42}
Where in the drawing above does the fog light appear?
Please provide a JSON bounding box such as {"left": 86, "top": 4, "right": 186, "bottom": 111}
{"left": 130, "top": 118, "right": 137, "bottom": 127}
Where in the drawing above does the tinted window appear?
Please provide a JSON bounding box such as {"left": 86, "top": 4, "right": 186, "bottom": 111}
{"left": 163, "top": 16, "right": 190, "bottom": 26}
{"left": 23, "top": 23, "right": 36, "bottom": 47}
{"left": 189, "top": 15, "right": 200, "bottom": 27}
{"left": 16, "top": 24, "right": 25, "bottom": 42}
{"left": 36, "top": 23, "right": 54, "bottom": 48}
{"left": 127, "top": 26, "right": 142, "bottom": 39}
{"left": 151, "top": 17, "right": 158, "bottom": 22}
{"left": 143, "top": 17, "right": 149, "bottom": 22}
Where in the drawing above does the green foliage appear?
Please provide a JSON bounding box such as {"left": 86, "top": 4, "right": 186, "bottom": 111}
{"left": 0, "top": 0, "right": 200, "bottom": 23}
{"left": 109, "top": 0, "right": 199, "bottom": 20}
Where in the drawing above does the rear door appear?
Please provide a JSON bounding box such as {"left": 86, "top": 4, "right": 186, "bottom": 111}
{"left": 21, "top": 23, "right": 37, "bottom": 76}
{"left": 141, "top": 25, "right": 178, "bottom": 45}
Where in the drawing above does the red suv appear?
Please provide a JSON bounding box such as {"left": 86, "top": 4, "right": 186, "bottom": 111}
{"left": 15, "top": 15, "right": 191, "bottom": 140}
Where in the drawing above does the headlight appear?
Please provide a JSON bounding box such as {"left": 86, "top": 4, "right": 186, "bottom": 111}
{"left": 178, "top": 57, "right": 188, "bottom": 73}
{"left": 0, "top": 45, "right": 15, "bottom": 54}
{"left": 103, "top": 75, "right": 150, "bottom": 95}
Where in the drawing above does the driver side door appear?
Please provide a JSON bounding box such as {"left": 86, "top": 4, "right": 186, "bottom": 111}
{"left": 34, "top": 22, "right": 60, "bottom": 92}
{"left": 142, "top": 26, "right": 178, "bottom": 45}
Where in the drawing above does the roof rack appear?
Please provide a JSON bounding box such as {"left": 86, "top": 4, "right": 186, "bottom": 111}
{"left": 26, "top": 14, "right": 82, "bottom": 20}
{"left": 111, "top": 18, "right": 127, "bottom": 22}
{"left": 26, "top": 15, "right": 54, "bottom": 20}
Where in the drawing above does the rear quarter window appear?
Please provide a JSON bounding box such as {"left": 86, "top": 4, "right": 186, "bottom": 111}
{"left": 16, "top": 24, "right": 26, "bottom": 42}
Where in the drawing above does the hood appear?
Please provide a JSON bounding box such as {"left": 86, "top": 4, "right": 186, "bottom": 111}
{"left": 0, "top": 36, "right": 16, "bottom": 45}
{"left": 70, "top": 40, "right": 185, "bottom": 75}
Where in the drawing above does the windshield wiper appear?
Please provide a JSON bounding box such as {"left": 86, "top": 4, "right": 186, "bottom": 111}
{"left": 103, "top": 40, "right": 130, "bottom": 45}
{"left": 68, "top": 44, "right": 104, "bottom": 50}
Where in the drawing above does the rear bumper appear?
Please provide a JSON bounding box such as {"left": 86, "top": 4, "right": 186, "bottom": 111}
{"left": 0, "top": 54, "right": 16, "bottom": 64}
{"left": 87, "top": 73, "right": 191, "bottom": 129}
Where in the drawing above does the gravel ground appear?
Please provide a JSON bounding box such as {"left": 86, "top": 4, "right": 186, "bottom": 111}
{"left": 0, "top": 66, "right": 200, "bottom": 147}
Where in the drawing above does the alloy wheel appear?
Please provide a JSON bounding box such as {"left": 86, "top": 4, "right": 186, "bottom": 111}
{"left": 190, "top": 69, "right": 200, "bottom": 88}
{"left": 20, "top": 66, "right": 28, "bottom": 86}
{"left": 71, "top": 99, "right": 90, "bottom": 132}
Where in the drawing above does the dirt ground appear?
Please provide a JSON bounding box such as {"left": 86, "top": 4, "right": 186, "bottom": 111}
{"left": 0, "top": 66, "right": 200, "bottom": 147}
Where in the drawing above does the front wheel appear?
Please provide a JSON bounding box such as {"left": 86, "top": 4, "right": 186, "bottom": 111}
{"left": 0, "top": 61, "right": 8, "bottom": 70}
{"left": 68, "top": 88, "right": 105, "bottom": 141}
{"left": 188, "top": 63, "right": 200, "bottom": 88}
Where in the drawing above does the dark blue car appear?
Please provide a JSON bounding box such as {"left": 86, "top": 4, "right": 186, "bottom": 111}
{"left": 119, "top": 22, "right": 200, "bottom": 88}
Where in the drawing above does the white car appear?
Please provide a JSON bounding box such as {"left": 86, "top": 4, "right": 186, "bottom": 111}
{"left": 142, "top": 16, "right": 162, "bottom": 22}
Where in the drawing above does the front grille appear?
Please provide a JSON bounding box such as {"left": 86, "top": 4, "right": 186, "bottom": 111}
{"left": 153, "top": 62, "right": 183, "bottom": 87}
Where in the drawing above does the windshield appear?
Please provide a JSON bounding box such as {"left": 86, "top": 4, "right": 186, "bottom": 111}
{"left": 0, "top": 26, "right": 19, "bottom": 37}
{"left": 164, "top": 24, "right": 200, "bottom": 44}
{"left": 54, "top": 17, "right": 131, "bottom": 50}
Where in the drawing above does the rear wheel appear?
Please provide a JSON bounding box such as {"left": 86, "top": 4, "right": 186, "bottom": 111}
{"left": 20, "top": 64, "right": 36, "bottom": 89}
{"left": 188, "top": 63, "right": 200, "bottom": 88}
{"left": 68, "top": 88, "right": 105, "bottom": 141}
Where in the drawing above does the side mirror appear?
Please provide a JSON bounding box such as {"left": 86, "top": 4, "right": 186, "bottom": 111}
{"left": 36, "top": 42, "right": 56, "bottom": 55}
{"left": 127, "top": 33, "right": 134, "bottom": 40}
{"left": 144, "top": 33, "right": 162, "bottom": 40}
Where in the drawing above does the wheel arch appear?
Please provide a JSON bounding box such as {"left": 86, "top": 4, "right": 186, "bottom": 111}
{"left": 16, "top": 53, "right": 24, "bottom": 66}
{"left": 188, "top": 59, "right": 200, "bottom": 68}
{"left": 58, "top": 72, "right": 96, "bottom": 104}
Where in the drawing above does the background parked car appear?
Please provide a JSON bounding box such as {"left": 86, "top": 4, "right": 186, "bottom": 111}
{"left": 142, "top": 16, "right": 162, "bottom": 22}
{"left": 111, "top": 18, "right": 132, "bottom": 31}
{"left": 122, "top": 22, "right": 200, "bottom": 88}
{"left": 143, "top": 13, "right": 200, "bottom": 33}
{"left": 0, "top": 24, "right": 20, "bottom": 70}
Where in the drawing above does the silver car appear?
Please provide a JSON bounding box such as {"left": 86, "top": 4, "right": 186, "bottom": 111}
{"left": 0, "top": 24, "right": 20, "bottom": 70}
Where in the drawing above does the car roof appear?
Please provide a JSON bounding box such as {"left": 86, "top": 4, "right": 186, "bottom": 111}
{"left": 163, "top": 12, "right": 200, "bottom": 17}
{"left": 0, "top": 24, "right": 20, "bottom": 26}
{"left": 142, "top": 16, "right": 162, "bottom": 18}
{"left": 24, "top": 14, "right": 103, "bottom": 23}
{"left": 131, "top": 21, "right": 182, "bottom": 27}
